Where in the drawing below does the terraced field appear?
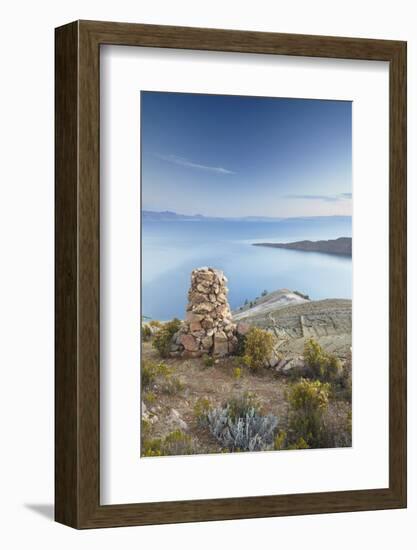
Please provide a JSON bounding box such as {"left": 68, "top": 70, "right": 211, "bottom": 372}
{"left": 234, "top": 293, "right": 352, "bottom": 360}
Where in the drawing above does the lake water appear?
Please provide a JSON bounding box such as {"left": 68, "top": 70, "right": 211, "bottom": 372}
{"left": 142, "top": 217, "right": 352, "bottom": 321}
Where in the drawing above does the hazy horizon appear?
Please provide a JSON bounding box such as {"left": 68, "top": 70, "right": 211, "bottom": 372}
{"left": 141, "top": 92, "right": 352, "bottom": 218}
{"left": 142, "top": 208, "right": 352, "bottom": 220}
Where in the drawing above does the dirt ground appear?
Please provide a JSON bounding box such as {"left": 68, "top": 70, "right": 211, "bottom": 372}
{"left": 141, "top": 341, "right": 292, "bottom": 454}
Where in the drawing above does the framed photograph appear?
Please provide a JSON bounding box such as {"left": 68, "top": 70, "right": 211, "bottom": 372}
{"left": 55, "top": 20, "right": 406, "bottom": 528}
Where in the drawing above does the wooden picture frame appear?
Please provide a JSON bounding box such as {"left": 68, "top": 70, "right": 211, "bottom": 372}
{"left": 55, "top": 20, "right": 407, "bottom": 528}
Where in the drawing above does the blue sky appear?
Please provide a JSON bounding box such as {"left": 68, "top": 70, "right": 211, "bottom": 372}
{"left": 141, "top": 92, "right": 352, "bottom": 218}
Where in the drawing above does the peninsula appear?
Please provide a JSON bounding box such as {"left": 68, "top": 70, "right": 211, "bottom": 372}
{"left": 253, "top": 237, "right": 352, "bottom": 256}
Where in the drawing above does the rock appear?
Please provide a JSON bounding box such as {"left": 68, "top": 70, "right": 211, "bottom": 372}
{"left": 185, "top": 312, "right": 204, "bottom": 323}
{"left": 189, "top": 292, "right": 207, "bottom": 304}
{"left": 215, "top": 330, "right": 227, "bottom": 340}
{"left": 237, "top": 322, "right": 251, "bottom": 335}
{"left": 228, "top": 339, "right": 237, "bottom": 354}
{"left": 275, "top": 358, "right": 288, "bottom": 371}
{"left": 172, "top": 267, "right": 237, "bottom": 357}
{"left": 169, "top": 409, "right": 188, "bottom": 431}
{"left": 201, "top": 319, "right": 214, "bottom": 330}
{"left": 180, "top": 333, "right": 199, "bottom": 352}
{"left": 193, "top": 302, "right": 215, "bottom": 313}
{"left": 282, "top": 357, "right": 306, "bottom": 374}
{"left": 213, "top": 332, "right": 229, "bottom": 356}
{"left": 217, "top": 293, "right": 227, "bottom": 304}
{"left": 196, "top": 283, "right": 210, "bottom": 293}
{"left": 268, "top": 354, "right": 280, "bottom": 368}
{"left": 189, "top": 321, "right": 202, "bottom": 332}
{"left": 201, "top": 335, "right": 213, "bottom": 350}
{"left": 214, "top": 341, "right": 229, "bottom": 356}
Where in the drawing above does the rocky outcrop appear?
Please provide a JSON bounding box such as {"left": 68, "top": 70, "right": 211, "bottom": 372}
{"left": 171, "top": 267, "right": 238, "bottom": 357}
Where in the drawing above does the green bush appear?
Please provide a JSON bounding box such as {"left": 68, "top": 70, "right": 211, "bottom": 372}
{"left": 233, "top": 367, "right": 242, "bottom": 380}
{"left": 304, "top": 338, "right": 342, "bottom": 382}
{"left": 152, "top": 318, "right": 182, "bottom": 358}
{"left": 274, "top": 429, "right": 287, "bottom": 450}
{"left": 142, "top": 430, "right": 195, "bottom": 457}
{"left": 144, "top": 391, "right": 156, "bottom": 404}
{"left": 193, "top": 397, "right": 213, "bottom": 425}
{"left": 226, "top": 392, "right": 262, "bottom": 421}
{"left": 243, "top": 327, "right": 274, "bottom": 369}
{"left": 161, "top": 376, "right": 184, "bottom": 395}
{"left": 141, "top": 323, "right": 152, "bottom": 342}
{"left": 273, "top": 429, "right": 310, "bottom": 451}
{"left": 141, "top": 360, "right": 171, "bottom": 390}
{"left": 320, "top": 404, "right": 352, "bottom": 448}
{"left": 203, "top": 355, "right": 215, "bottom": 368}
{"left": 338, "top": 351, "right": 352, "bottom": 400}
{"left": 235, "top": 332, "right": 246, "bottom": 356}
{"left": 287, "top": 437, "right": 309, "bottom": 450}
{"left": 288, "top": 378, "right": 330, "bottom": 447}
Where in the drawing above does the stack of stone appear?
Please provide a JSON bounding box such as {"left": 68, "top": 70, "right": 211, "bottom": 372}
{"left": 171, "top": 267, "right": 238, "bottom": 357}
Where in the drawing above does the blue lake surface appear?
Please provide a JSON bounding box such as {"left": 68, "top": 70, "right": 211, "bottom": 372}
{"left": 142, "top": 217, "right": 352, "bottom": 321}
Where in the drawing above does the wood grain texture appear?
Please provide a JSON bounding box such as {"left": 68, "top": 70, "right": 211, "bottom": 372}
{"left": 55, "top": 20, "right": 407, "bottom": 529}
{"left": 55, "top": 21, "right": 79, "bottom": 527}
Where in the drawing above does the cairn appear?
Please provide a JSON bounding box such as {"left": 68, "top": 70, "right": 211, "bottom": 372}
{"left": 171, "top": 267, "right": 238, "bottom": 357}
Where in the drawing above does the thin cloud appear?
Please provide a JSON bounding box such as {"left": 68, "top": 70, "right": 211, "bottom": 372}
{"left": 156, "top": 154, "right": 235, "bottom": 175}
{"left": 286, "top": 193, "right": 352, "bottom": 202}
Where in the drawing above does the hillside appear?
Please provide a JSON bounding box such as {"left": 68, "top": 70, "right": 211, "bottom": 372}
{"left": 253, "top": 237, "right": 352, "bottom": 256}
{"left": 233, "top": 291, "right": 352, "bottom": 360}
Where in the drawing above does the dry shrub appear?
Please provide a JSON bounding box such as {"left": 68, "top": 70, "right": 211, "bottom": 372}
{"left": 152, "top": 318, "right": 182, "bottom": 358}
{"left": 243, "top": 327, "right": 274, "bottom": 369}
{"left": 304, "top": 338, "right": 342, "bottom": 382}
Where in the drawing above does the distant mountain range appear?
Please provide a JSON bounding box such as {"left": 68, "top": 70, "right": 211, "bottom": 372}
{"left": 142, "top": 210, "right": 352, "bottom": 223}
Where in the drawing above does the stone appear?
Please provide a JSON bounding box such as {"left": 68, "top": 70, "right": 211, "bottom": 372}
{"left": 180, "top": 333, "right": 199, "bottom": 352}
{"left": 215, "top": 330, "right": 227, "bottom": 341}
{"left": 268, "top": 353, "right": 280, "bottom": 368}
{"left": 201, "top": 320, "right": 214, "bottom": 331}
{"left": 228, "top": 340, "right": 237, "bottom": 354}
{"left": 189, "top": 321, "right": 202, "bottom": 332}
{"left": 171, "top": 267, "right": 237, "bottom": 357}
{"left": 201, "top": 335, "right": 213, "bottom": 350}
{"left": 237, "top": 322, "right": 251, "bottom": 336}
{"left": 185, "top": 311, "right": 204, "bottom": 323}
{"left": 213, "top": 339, "right": 229, "bottom": 356}
{"left": 169, "top": 409, "right": 188, "bottom": 431}
{"left": 189, "top": 292, "right": 207, "bottom": 304}
{"left": 193, "top": 302, "right": 215, "bottom": 314}
{"left": 282, "top": 357, "right": 306, "bottom": 374}
{"left": 196, "top": 272, "right": 214, "bottom": 282}
{"left": 196, "top": 283, "right": 210, "bottom": 293}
